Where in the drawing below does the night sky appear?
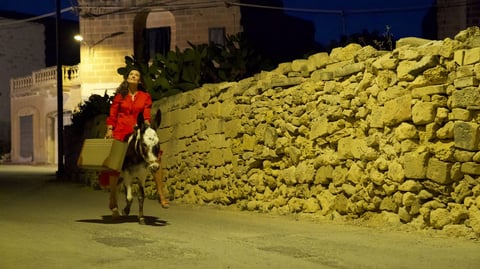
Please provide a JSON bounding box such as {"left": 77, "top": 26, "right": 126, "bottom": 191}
{"left": 0, "top": 0, "right": 438, "bottom": 64}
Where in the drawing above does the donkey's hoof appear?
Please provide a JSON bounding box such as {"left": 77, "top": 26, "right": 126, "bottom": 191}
{"left": 139, "top": 217, "right": 146, "bottom": 225}
{"left": 111, "top": 208, "right": 120, "bottom": 219}
{"left": 123, "top": 208, "right": 130, "bottom": 216}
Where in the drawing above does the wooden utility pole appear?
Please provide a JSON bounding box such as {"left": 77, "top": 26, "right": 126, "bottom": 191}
{"left": 56, "top": 0, "right": 64, "bottom": 178}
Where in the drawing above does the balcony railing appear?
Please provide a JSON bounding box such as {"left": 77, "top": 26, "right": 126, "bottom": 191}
{"left": 10, "top": 65, "right": 80, "bottom": 98}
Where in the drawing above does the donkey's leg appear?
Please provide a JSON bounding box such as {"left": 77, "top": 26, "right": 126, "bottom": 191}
{"left": 138, "top": 183, "right": 145, "bottom": 225}
{"left": 123, "top": 176, "right": 134, "bottom": 216}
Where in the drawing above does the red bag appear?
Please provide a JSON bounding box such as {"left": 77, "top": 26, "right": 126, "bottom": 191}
{"left": 99, "top": 170, "right": 110, "bottom": 187}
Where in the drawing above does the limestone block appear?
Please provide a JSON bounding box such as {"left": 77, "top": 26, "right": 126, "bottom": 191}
{"left": 272, "top": 62, "right": 292, "bottom": 74}
{"left": 380, "top": 197, "right": 398, "bottom": 212}
{"left": 412, "top": 101, "right": 436, "bottom": 125}
{"left": 436, "top": 121, "right": 455, "bottom": 139}
{"left": 291, "top": 59, "right": 316, "bottom": 73}
{"left": 475, "top": 63, "right": 480, "bottom": 80}
{"left": 468, "top": 206, "right": 480, "bottom": 234}
{"left": 314, "top": 165, "right": 333, "bottom": 185}
{"left": 372, "top": 53, "right": 398, "bottom": 70}
{"left": 456, "top": 65, "right": 475, "bottom": 78}
{"left": 307, "top": 52, "right": 330, "bottom": 68}
{"left": 311, "top": 70, "right": 334, "bottom": 81}
{"left": 387, "top": 160, "right": 405, "bottom": 183}
{"left": 176, "top": 121, "right": 201, "bottom": 138}
{"left": 398, "top": 180, "right": 424, "bottom": 193}
{"left": 454, "top": 150, "right": 475, "bottom": 162}
{"left": 242, "top": 134, "right": 255, "bottom": 151}
{"left": 309, "top": 117, "right": 329, "bottom": 140}
{"left": 460, "top": 162, "right": 480, "bottom": 175}
{"left": 454, "top": 76, "right": 479, "bottom": 88}
{"left": 332, "top": 166, "right": 348, "bottom": 186}
{"left": 382, "top": 94, "right": 412, "bottom": 126}
{"left": 303, "top": 198, "right": 320, "bottom": 213}
{"left": 354, "top": 45, "right": 379, "bottom": 62}
{"left": 316, "top": 191, "right": 335, "bottom": 215}
{"left": 396, "top": 37, "right": 432, "bottom": 48}
{"left": 334, "top": 62, "right": 365, "bottom": 78}
{"left": 463, "top": 47, "right": 480, "bottom": 65}
{"left": 375, "top": 70, "right": 397, "bottom": 90}
{"left": 330, "top": 43, "right": 362, "bottom": 62}
{"left": 411, "top": 85, "right": 446, "bottom": 98}
{"left": 395, "top": 122, "right": 417, "bottom": 141}
{"left": 453, "top": 121, "right": 479, "bottom": 150}
{"left": 208, "top": 134, "right": 229, "bottom": 149}
{"left": 400, "top": 139, "right": 419, "bottom": 153}
{"left": 204, "top": 119, "right": 223, "bottom": 135}
{"left": 426, "top": 158, "right": 453, "bottom": 184}
{"left": 346, "top": 162, "right": 363, "bottom": 185}
{"left": 430, "top": 208, "right": 451, "bottom": 229}
{"left": 423, "top": 66, "right": 449, "bottom": 84}
{"left": 157, "top": 126, "right": 173, "bottom": 144}
{"left": 397, "top": 55, "right": 438, "bottom": 81}
{"left": 450, "top": 87, "right": 480, "bottom": 108}
{"left": 279, "top": 166, "right": 297, "bottom": 186}
{"left": 324, "top": 60, "right": 353, "bottom": 73}
{"left": 454, "top": 50, "right": 466, "bottom": 65}
{"left": 397, "top": 49, "right": 421, "bottom": 60}
{"left": 448, "top": 108, "right": 471, "bottom": 121}
{"left": 224, "top": 119, "right": 243, "bottom": 138}
{"left": 369, "top": 169, "right": 385, "bottom": 185}
{"left": 338, "top": 137, "right": 371, "bottom": 160}
{"left": 398, "top": 207, "right": 412, "bottom": 222}
{"left": 370, "top": 107, "right": 384, "bottom": 128}
{"left": 295, "top": 162, "right": 315, "bottom": 184}
{"left": 206, "top": 148, "right": 232, "bottom": 166}
{"left": 190, "top": 140, "right": 209, "bottom": 154}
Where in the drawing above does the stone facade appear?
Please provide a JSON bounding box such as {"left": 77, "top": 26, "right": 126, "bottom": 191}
{"left": 76, "top": 0, "right": 242, "bottom": 98}
{"left": 154, "top": 27, "right": 480, "bottom": 237}
{"left": 437, "top": 0, "right": 480, "bottom": 39}
{"left": 10, "top": 66, "right": 80, "bottom": 163}
{"left": 0, "top": 17, "right": 45, "bottom": 151}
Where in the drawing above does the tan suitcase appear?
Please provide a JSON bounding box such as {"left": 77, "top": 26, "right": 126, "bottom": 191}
{"left": 77, "top": 138, "right": 127, "bottom": 171}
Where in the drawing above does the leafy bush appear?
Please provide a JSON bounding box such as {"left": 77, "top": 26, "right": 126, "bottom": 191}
{"left": 117, "top": 32, "right": 274, "bottom": 100}
{"left": 70, "top": 92, "right": 112, "bottom": 132}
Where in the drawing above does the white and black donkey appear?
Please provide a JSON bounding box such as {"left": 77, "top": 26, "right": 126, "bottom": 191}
{"left": 111, "top": 109, "right": 165, "bottom": 224}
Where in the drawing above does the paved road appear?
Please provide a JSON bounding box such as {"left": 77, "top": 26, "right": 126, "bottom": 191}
{"left": 1, "top": 164, "right": 480, "bottom": 269}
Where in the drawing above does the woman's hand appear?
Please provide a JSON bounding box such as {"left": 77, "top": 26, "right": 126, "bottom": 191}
{"left": 105, "top": 126, "right": 113, "bottom": 138}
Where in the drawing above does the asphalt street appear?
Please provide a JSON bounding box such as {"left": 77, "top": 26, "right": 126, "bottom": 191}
{"left": 1, "top": 164, "right": 480, "bottom": 269}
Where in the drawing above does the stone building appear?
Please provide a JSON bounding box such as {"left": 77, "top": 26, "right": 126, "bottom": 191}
{"left": 76, "top": 0, "right": 242, "bottom": 99}
{"left": 437, "top": 0, "right": 480, "bottom": 39}
{"left": 0, "top": 15, "right": 45, "bottom": 156}
{"left": 8, "top": 0, "right": 242, "bottom": 164}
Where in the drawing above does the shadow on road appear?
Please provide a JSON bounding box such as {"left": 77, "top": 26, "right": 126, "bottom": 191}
{"left": 76, "top": 215, "right": 168, "bottom": 226}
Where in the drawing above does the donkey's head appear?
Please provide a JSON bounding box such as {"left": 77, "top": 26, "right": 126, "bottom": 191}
{"left": 124, "top": 109, "right": 162, "bottom": 172}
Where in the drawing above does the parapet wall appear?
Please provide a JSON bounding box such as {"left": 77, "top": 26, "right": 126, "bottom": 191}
{"left": 156, "top": 27, "right": 480, "bottom": 236}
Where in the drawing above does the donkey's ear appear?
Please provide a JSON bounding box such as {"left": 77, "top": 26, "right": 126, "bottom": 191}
{"left": 151, "top": 109, "right": 162, "bottom": 129}
{"left": 137, "top": 112, "right": 145, "bottom": 128}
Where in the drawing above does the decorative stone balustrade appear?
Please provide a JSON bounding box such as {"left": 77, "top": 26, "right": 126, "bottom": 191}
{"left": 10, "top": 65, "right": 80, "bottom": 98}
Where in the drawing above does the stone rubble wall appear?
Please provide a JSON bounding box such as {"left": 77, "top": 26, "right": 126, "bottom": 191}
{"left": 155, "top": 27, "right": 480, "bottom": 236}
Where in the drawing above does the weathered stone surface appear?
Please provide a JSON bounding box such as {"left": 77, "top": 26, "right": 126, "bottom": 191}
{"left": 412, "top": 101, "right": 436, "bottom": 125}
{"left": 450, "top": 87, "right": 480, "bottom": 108}
{"left": 430, "top": 208, "right": 451, "bottom": 229}
{"left": 404, "top": 152, "right": 429, "bottom": 179}
{"left": 150, "top": 27, "right": 480, "bottom": 238}
{"left": 468, "top": 206, "right": 480, "bottom": 234}
{"left": 426, "top": 158, "right": 453, "bottom": 185}
{"left": 382, "top": 94, "right": 412, "bottom": 126}
{"left": 454, "top": 121, "right": 479, "bottom": 151}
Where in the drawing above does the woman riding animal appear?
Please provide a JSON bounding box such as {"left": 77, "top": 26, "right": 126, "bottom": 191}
{"left": 104, "top": 67, "right": 169, "bottom": 219}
